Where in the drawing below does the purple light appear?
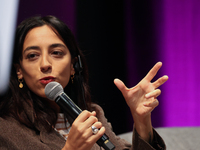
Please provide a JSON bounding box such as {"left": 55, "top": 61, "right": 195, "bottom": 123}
{"left": 160, "top": 0, "right": 200, "bottom": 127}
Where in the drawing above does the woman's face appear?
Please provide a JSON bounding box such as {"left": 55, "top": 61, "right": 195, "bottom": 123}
{"left": 16, "top": 25, "right": 75, "bottom": 98}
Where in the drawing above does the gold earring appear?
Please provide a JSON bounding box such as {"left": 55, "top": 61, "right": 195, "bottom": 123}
{"left": 18, "top": 78, "right": 23, "bottom": 88}
{"left": 71, "top": 74, "right": 75, "bottom": 84}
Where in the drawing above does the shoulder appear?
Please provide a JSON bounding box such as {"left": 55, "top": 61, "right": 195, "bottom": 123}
{"left": 0, "top": 116, "right": 33, "bottom": 140}
{"left": 0, "top": 116, "right": 22, "bottom": 137}
{"left": 0, "top": 116, "right": 17, "bottom": 130}
{"left": 0, "top": 116, "right": 23, "bottom": 148}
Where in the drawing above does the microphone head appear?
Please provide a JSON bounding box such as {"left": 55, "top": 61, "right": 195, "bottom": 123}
{"left": 45, "top": 81, "right": 63, "bottom": 101}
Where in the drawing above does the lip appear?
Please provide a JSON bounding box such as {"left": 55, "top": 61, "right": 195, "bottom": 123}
{"left": 39, "top": 76, "right": 55, "bottom": 84}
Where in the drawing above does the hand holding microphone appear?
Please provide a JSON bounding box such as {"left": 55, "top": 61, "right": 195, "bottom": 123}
{"left": 62, "top": 110, "right": 106, "bottom": 150}
{"left": 45, "top": 81, "right": 115, "bottom": 150}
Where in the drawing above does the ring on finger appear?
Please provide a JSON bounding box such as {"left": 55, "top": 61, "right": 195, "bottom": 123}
{"left": 91, "top": 126, "right": 99, "bottom": 135}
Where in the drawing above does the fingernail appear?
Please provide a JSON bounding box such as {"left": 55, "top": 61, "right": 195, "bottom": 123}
{"left": 145, "top": 93, "right": 150, "bottom": 98}
{"left": 143, "top": 102, "right": 148, "bottom": 106}
{"left": 92, "top": 111, "right": 96, "bottom": 115}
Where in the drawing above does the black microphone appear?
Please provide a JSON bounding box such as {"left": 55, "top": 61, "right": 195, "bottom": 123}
{"left": 45, "top": 81, "right": 115, "bottom": 150}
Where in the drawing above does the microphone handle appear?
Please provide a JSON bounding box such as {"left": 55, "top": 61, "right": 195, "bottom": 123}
{"left": 56, "top": 93, "right": 82, "bottom": 119}
{"left": 55, "top": 93, "right": 115, "bottom": 150}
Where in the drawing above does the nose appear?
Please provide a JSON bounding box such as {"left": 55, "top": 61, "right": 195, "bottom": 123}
{"left": 40, "top": 55, "right": 52, "bottom": 73}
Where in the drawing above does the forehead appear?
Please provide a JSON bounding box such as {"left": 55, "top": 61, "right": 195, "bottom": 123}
{"left": 23, "top": 25, "right": 64, "bottom": 49}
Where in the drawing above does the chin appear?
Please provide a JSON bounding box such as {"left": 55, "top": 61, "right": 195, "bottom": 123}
{"left": 35, "top": 90, "right": 47, "bottom": 99}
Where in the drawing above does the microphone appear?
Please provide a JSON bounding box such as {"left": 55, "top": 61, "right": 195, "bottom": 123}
{"left": 45, "top": 81, "right": 115, "bottom": 150}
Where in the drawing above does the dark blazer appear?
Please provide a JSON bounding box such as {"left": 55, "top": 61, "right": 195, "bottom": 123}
{"left": 0, "top": 103, "right": 166, "bottom": 150}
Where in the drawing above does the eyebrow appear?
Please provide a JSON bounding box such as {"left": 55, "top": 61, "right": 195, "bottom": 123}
{"left": 23, "top": 46, "right": 40, "bottom": 53}
{"left": 49, "top": 43, "right": 67, "bottom": 49}
{"left": 23, "top": 43, "right": 67, "bottom": 54}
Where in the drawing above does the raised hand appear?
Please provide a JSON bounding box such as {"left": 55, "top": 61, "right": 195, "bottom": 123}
{"left": 114, "top": 62, "right": 168, "bottom": 142}
{"left": 114, "top": 62, "right": 168, "bottom": 119}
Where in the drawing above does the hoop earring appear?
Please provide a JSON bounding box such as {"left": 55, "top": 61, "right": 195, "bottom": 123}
{"left": 18, "top": 78, "right": 23, "bottom": 88}
{"left": 71, "top": 74, "right": 75, "bottom": 84}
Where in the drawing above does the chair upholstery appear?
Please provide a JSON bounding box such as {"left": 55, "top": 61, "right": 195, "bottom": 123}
{"left": 118, "top": 127, "right": 200, "bottom": 150}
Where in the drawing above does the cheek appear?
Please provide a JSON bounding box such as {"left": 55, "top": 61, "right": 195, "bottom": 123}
{"left": 21, "top": 64, "right": 37, "bottom": 80}
{"left": 57, "top": 63, "right": 73, "bottom": 88}
{"left": 20, "top": 63, "right": 40, "bottom": 87}
{"left": 22, "top": 68, "right": 47, "bottom": 97}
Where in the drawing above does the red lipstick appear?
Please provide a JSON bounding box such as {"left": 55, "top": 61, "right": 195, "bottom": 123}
{"left": 40, "top": 76, "right": 55, "bottom": 84}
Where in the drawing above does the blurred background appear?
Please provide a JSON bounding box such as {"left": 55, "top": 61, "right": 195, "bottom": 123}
{"left": 1, "top": 0, "right": 200, "bottom": 135}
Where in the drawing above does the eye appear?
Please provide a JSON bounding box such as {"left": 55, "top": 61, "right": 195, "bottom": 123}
{"left": 51, "top": 50, "right": 64, "bottom": 57}
{"left": 26, "top": 53, "right": 39, "bottom": 60}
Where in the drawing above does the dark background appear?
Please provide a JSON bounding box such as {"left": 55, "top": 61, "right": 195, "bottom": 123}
{"left": 14, "top": 0, "right": 163, "bottom": 135}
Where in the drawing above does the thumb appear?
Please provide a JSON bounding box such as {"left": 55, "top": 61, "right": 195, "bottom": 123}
{"left": 114, "top": 78, "right": 128, "bottom": 95}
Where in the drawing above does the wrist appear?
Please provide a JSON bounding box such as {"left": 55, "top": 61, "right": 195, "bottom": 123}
{"left": 62, "top": 141, "right": 73, "bottom": 150}
{"left": 133, "top": 114, "right": 153, "bottom": 143}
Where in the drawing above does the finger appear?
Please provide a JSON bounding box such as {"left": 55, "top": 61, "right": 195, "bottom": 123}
{"left": 89, "top": 122, "right": 103, "bottom": 136}
{"left": 89, "top": 126, "right": 106, "bottom": 141}
{"left": 144, "top": 62, "right": 162, "bottom": 81}
{"left": 76, "top": 110, "right": 96, "bottom": 123}
{"left": 114, "top": 78, "right": 128, "bottom": 95}
{"left": 84, "top": 115, "right": 98, "bottom": 128}
{"left": 82, "top": 126, "right": 106, "bottom": 148}
{"left": 143, "top": 99, "right": 159, "bottom": 108}
{"left": 94, "top": 126, "right": 105, "bottom": 137}
{"left": 145, "top": 89, "right": 161, "bottom": 99}
{"left": 71, "top": 115, "right": 99, "bottom": 142}
{"left": 92, "top": 122, "right": 103, "bottom": 131}
{"left": 152, "top": 75, "right": 169, "bottom": 89}
{"left": 81, "top": 122, "right": 102, "bottom": 139}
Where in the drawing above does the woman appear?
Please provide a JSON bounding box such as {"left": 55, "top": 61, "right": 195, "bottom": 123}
{"left": 0, "top": 15, "right": 168, "bottom": 150}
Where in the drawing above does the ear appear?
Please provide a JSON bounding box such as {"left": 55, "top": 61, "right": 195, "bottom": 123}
{"left": 14, "top": 64, "right": 23, "bottom": 79}
{"left": 70, "top": 63, "right": 75, "bottom": 75}
{"left": 70, "top": 57, "right": 77, "bottom": 75}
